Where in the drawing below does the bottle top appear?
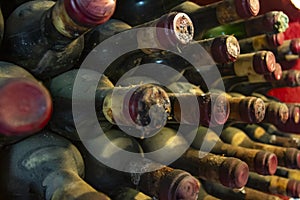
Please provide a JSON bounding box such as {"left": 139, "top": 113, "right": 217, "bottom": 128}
{"left": 156, "top": 12, "right": 194, "bottom": 48}
{"left": 267, "top": 33, "right": 285, "bottom": 48}
{"left": 282, "top": 70, "right": 300, "bottom": 87}
{"left": 159, "top": 169, "right": 200, "bottom": 200}
{"left": 64, "top": 0, "right": 116, "bottom": 26}
{"left": 254, "top": 151, "right": 278, "bottom": 175}
{"left": 253, "top": 51, "right": 276, "bottom": 74}
{"left": 239, "top": 97, "right": 266, "bottom": 123}
{"left": 235, "top": 0, "right": 260, "bottom": 18}
{"left": 265, "top": 63, "right": 283, "bottom": 81}
{"left": 264, "top": 11, "right": 289, "bottom": 33}
{"left": 290, "top": 38, "right": 300, "bottom": 55}
{"left": 211, "top": 35, "right": 240, "bottom": 63}
{"left": 285, "top": 148, "right": 300, "bottom": 169}
{"left": 219, "top": 157, "right": 249, "bottom": 188}
{"left": 0, "top": 78, "right": 52, "bottom": 136}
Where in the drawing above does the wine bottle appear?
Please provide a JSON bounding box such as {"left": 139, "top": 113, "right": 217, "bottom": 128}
{"left": 274, "top": 38, "right": 300, "bottom": 62}
{"left": 245, "top": 62, "right": 283, "bottom": 83}
{"left": 0, "top": 61, "right": 52, "bottom": 137}
{"left": 221, "top": 126, "right": 300, "bottom": 169}
{"left": 189, "top": 0, "right": 222, "bottom": 6}
{"left": 141, "top": 127, "right": 249, "bottom": 188}
{"left": 202, "top": 11, "right": 289, "bottom": 39}
{"left": 49, "top": 69, "right": 171, "bottom": 140}
{"left": 0, "top": 130, "right": 110, "bottom": 199}
{"left": 234, "top": 123, "right": 300, "bottom": 148}
{"left": 3, "top": 0, "right": 116, "bottom": 79}
{"left": 168, "top": 90, "right": 230, "bottom": 126}
{"left": 109, "top": 187, "right": 152, "bottom": 200}
{"left": 197, "top": 181, "right": 220, "bottom": 200}
{"left": 226, "top": 94, "right": 266, "bottom": 123}
{"left": 258, "top": 0, "right": 300, "bottom": 22}
{"left": 112, "top": 0, "right": 185, "bottom": 26}
{"left": 78, "top": 128, "right": 200, "bottom": 200}
{"left": 238, "top": 33, "right": 285, "bottom": 53}
{"left": 217, "top": 50, "right": 276, "bottom": 77}
{"left": 201, "top": 179, "right": 283, "bottom": 200}
{"left": 171, "top": 0, "right": 260, "bottom": 40}
{"left": 192, "top": 126, "right": 278, "bottom": 175}
{"left": 172, "top": 149, "right": 249, "bottom": 188}
{"left": 246, "top": 172, "right": 300, "bottom": 198}
{"left": 275, "top": 166, "right": 300, "bottom": 182}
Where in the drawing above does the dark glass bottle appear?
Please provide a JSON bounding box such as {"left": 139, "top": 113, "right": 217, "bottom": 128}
{"left": 0, "top": 61, "right": 52, "bottom": 137}
{"left": 0, "top": 130, "right": 110, "bottom": 199}
{"left": 49, "top": 69, "right": 171, "bottom": 140}
{"left": 225, "top": 93, "right": 266, "bottom": 123}
{"left": 221, "top": 126, "right": 300, "bottom": 169}
{"left": 112, "top": 0, "right": 185, "bottom": 26}
{"left": 275, "top": 38, "right": 300, "bottom": 62}
{"left": 247, "top": 172, "right": 300, "bottom": 198}
{"left": 192, "top": 126, "right": 278, "bottom": 175}
{"left": 197, "top": 181, "right": 220, "bottom": 200}
{"left": 238, "top": 33, "right": 285, "bottom": 54}
{"left": 0, "top": 6, "right": 3, "bottom": 47}
{"left": 202, "top": 11, "right": 289, "bottom": 39}
{"left": 276, "top": 166, "right": 300, "bottom": 182}
{"left": 141, "top": 127, "right": 249, "bottom": 189}
{"left": 201, "top": 179, "right": 283, "bottom": 200}
{"left": 171, "top": 0, "right": 260, "bottom": 39}
{"left": 3, "top": 0, "right": 116, "bottom": 80}
{"left": 78, "top": 128, "right": 200, "bottom": 200}
{"left": 167, "top": 88, "right": 230, "bottom": 127}
{"left": 234, "top": 123, "right": 300, "bottom": 149}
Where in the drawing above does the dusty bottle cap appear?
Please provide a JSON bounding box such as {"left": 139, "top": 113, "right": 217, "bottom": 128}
{"left": 253, "top": 51, "right": 276, "bottom": 74}
{"left": 266, "top": 33, "right": 285, "bottom": 49}
{"left": 159, "top": 169, "right": 200, "bottom": 200}
{"left": 211, "top": 35, "right": 240, "bottom": 63}
{"left": 235, "top": 0, "right": 260, "bottom": 18}
{"left": 219, "top": 158, "right": 249, "bottom": 188}
{"left": 265, "top": 63, "right": 283, "bottom": 81}
{"left": 254, "top": 151, "right": 278, "bottom": 175}
{"left": 64, "top": 0, "right": 116, "bottom": 26}
{"left": 0, "top": 78, "right": 52, "bottom": 136}
{"left": 239, "top": 97, "right": 266, "bottom": 123}
{"left": 211, "top": 93, "right": 230, "bottom": 125}
{"left": 156, "top": 12, "right": 194, "bottom": 49}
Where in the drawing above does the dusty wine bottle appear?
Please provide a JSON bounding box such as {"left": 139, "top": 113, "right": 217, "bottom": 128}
{"left": 141, "top": 127, "right": 249, "bottom": 188}
{"left": 221, "top": 126, "right": 300, "bottom": 169}
{"left": 4, "top": 0, "right": 116, "bottom": 79}
{"left": 202, "top": 11, "right": 289, "bottom": 39}
{"left": 168, "top": 90, "right": 230, "bottom": 126}
{"left": 171, "top": 0, "right": 260, "bottom": 39}
{"left": 197, "top": 181, "right": 220, "bottom": 200}
{"left": 238, "top": 33, "right": 285, "bottom": 53}
{"left": 201, "top": 179, "right": 283, "bottom": 200}
{"left": 274, "top": 38, "right": 300, "bottom": 62}
{"left": 112, "top": 0, "right": 185, "bottom": 26}
{"left": 217, "top": 51, "right": 277, "bottom": 77}
{"left": 0, "top": 61, "right": 52, "bottom": 137}
{"left": 246, "top": 172, "right": 300, "bottom": 198}
{"left": 78, "top": 128, "right": 200, "bottom": 200}
{"left": 49, "top": 69, "right": 171, "bottom": 140}
{"left": 192, "top": 126, "right": 278, "bottom": 175}
{"left": 0, "top": 130, "right": 110, "bottom": 199}
{"left": 225, "top": 94, "right": 266, "bottom": 123}
{"left": 234, "top": 123, "right": 300, "bottom": 148}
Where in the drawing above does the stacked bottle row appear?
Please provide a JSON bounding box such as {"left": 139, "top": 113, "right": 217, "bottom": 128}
{"left": 0, "top": 0, "right": 300, "bottom": 199}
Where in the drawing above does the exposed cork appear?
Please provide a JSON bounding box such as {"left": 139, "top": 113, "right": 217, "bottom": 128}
{"left": 64, "top": 0, "right": 116, "bottom": 26}
{"left": 0, "top": 78, "right": 52, "bottom": 136}
{"left": 235, "top": 0, "right": 260, "bottom": 18}
{"left": 254, "top": 151, "right": 278, "bottom": 175}
{"left": 159, "top": 170, "right": 200, "bottom": 200}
